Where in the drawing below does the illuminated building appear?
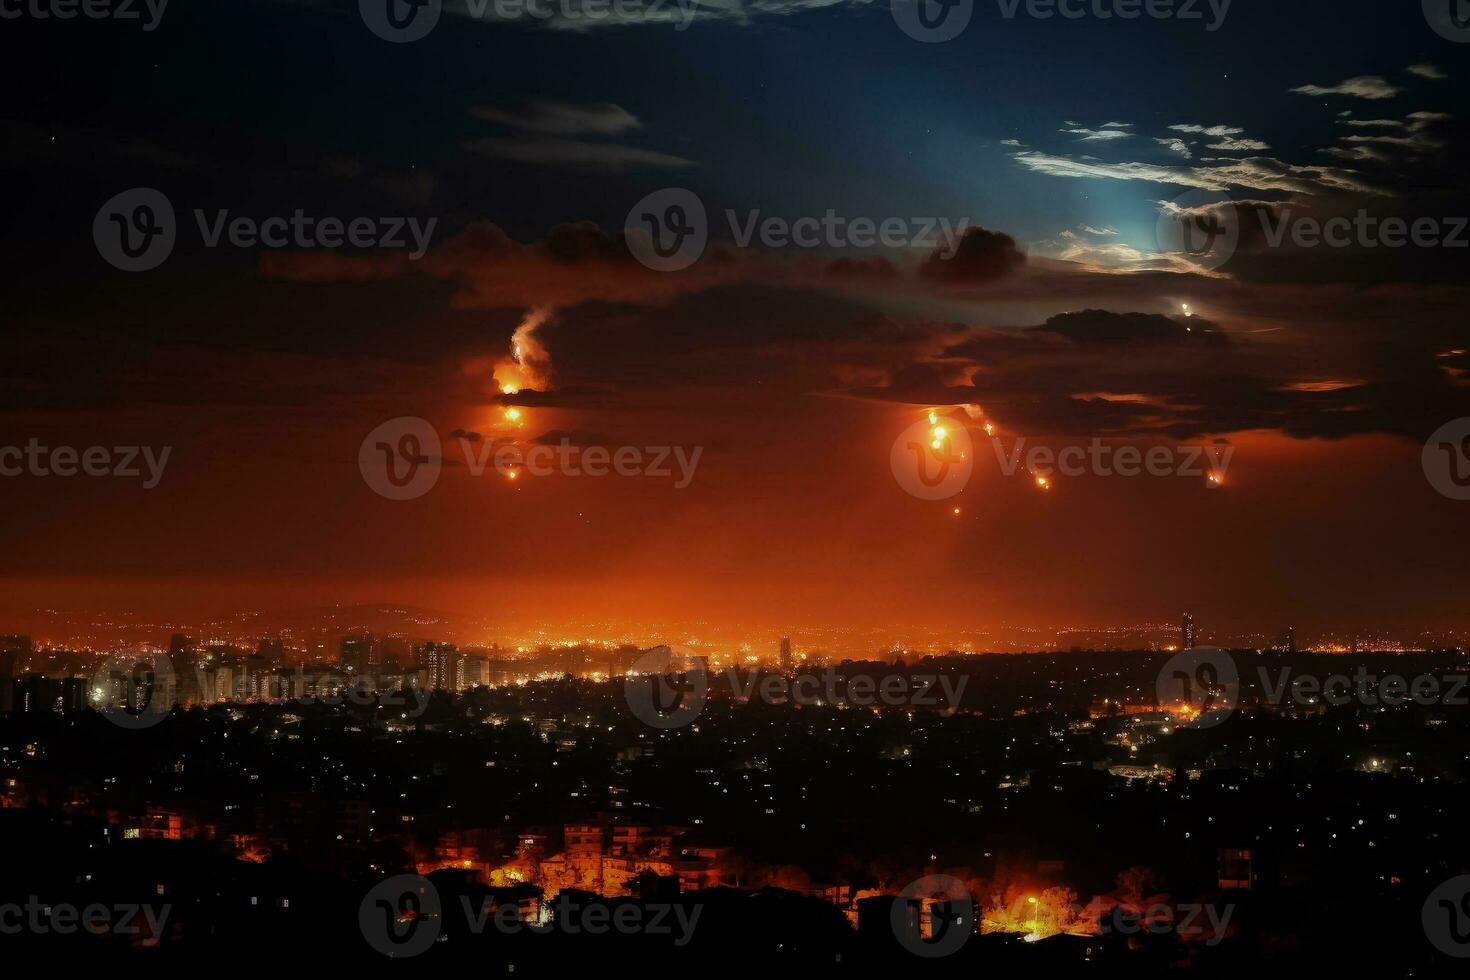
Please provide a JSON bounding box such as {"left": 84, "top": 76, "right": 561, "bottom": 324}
{"left": 1181, "top": 614, "right": 1196, "bottom": 650}
{"left": 780, "top": 635, "right": 792, "bottom": 672}
{"left": 456, "top": 654, "right": 488, "bottom": 690}
{"left": 340, "top": 634, "right": 373, "bottom": 675}
{"left": 416, "top": 641, "right": 458, "bottom": 691}
{"left": 1218, "top": 848, "right": 1253, "bottom": 890}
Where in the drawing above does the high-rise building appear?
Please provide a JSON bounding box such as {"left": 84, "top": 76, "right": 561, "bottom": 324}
{"left": 416, "top": 642, "right": 458, "bottom": 691}
{"left": 779, "top": 636, "right": 793, "bottom": 672}
{"left": 1181, "top": 614, "right": 1196, "bottom": 650}
{"left": 455, "top": 654, "right": 487, "bottom": 690}
{"left": 341, "top": 634, "right": 374, "bottom": 676}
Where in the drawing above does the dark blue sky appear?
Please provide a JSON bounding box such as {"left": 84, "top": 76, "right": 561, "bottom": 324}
{"left": 6, "top": 0, "right": 1465, "bottom": 262}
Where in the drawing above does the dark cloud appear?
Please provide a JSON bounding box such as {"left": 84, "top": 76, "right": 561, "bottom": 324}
{"left": 468, "top": 101, "right": 643, "bottom": 135}
{"left": 243, "top": 215, "right": 1470, "bottom": 445}
{"left": 919, "top": 227, "right": 1027, "bottom": 284}
{"left": 464, "top": 137, "right": 694, "bottom": 171}
{"left": 1035, "top": 310, "right": 1225, "bottom": 346}
{"left": 466, "top": 100, "right": 690, "bottom": 171}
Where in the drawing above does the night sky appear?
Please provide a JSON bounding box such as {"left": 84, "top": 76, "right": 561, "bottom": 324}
{"left": 3, "top": 0, "right": 1469, "bottom": 638}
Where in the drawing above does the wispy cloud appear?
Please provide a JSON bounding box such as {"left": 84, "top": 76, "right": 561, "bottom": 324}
{"left": 1325, "top": 111, "right": 1452, "bottom": 159}
{"left": 1407, "top": 63, "right": 1448, "bottom": 81}
{"left": 1155, "top": 138, "right": 1193, "bottom": 158}
{"left": 1169, "top": 124, "right": 1244, "bottom": 137}
{"left": 1013, "top": 151, "right": 1384, "bottom": 196}
{"left": 1290, "top": 75, "right": 1401, "bottom": 100}
{"left": 469, "top": 101, "right": 643, "bottom": 135}
{"left": 467, "top": 100, "right": 690, "bottom": 171}
{"left": 465, "top": 137, "right": 693, "bottom": 170}
{"left": 1062, "top": 127, "right": 1132, "bottom": 142}
{"left": 1207, "top": 136, "right": 1270, "bottom": 151}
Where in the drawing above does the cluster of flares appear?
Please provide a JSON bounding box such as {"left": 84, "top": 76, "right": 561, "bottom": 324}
{"left": 496, "top": 306, "right": 553, "bottom": 396}
{"left": 488, "top": 307, "right": 555, "bottom": 483}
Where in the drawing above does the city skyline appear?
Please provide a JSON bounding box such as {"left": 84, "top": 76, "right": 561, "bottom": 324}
{"left": 4, "top": 1, "right": 1470, "bottom": 971}
{"left": 3, "top": 4, "right": 1469, "bottom": 638}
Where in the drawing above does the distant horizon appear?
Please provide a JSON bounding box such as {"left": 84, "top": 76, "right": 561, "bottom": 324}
{"left": 3, "top": 598, "right": 1463, "bottom": 657}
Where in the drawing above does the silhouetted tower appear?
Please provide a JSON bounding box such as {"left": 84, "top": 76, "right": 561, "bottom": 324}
{"left": 341, "top": 634, "right": 374, "bottom": 675}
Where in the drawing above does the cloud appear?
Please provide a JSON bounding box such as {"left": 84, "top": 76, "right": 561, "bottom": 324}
{"left": 261, "top": 220, "right": 718, "bottom": 311}
{"left": 465, "top": 136, "right": 693, "bottom": 170}
{"left": 848, "top": 291, "right": 1470, "bottom": 442}
{"left": 1167, "top": 126, "right": 1269, "bottom": 153}
{"left": 1034, "top": 309, "right": 1225, "bottom": 346}
{"left": 1155, "top": 138, "right": 1193, "bottom": 158}
{"left": 469, "top": 101, "right": 642, "bottom": 135}
{"left": 1169, "top": 124, "right": 1244, "bottom": 137}
{"left": 1326, "top": 110, "right": 1453, "bottom": 158}
{"left": 1062, "top": 127, "right": 1132, "bottom": 141}
{"left": 918, "top": 227, "right": 1027, "bottom": 283}
{"left": 1290, "top": 75, "right": 1401, "bottom": 100}
{"left": 1206, "top": 137, "right": 1271, "bottom": 152}
{"left": 1012, "top": 150, "right": 1384, "bottom": 196}
{"left": 1407, "top": 64, "right": 1447, "bottom": 81}
{"left": 467, "top": 99, "right": 690, "bottom": 171}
